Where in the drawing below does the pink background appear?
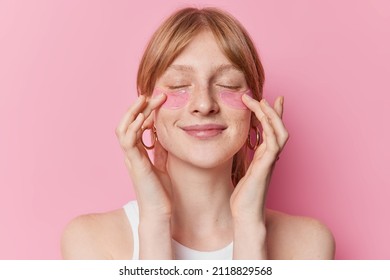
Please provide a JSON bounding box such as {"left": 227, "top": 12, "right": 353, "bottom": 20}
{"left": 1, "top": 0, "right": 389, "bottom": 259}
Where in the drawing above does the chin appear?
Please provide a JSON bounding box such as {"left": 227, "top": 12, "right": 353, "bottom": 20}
{"left": 170, "top": 148, "right": 237, "bottom": 170}
{"left": 159, "top": 135, "right": 245, "bottom": 169}
{"left": 190, "top": 157, "right": 229, "bottom": 169}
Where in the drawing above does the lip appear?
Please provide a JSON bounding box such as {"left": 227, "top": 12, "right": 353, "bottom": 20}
{"left": 180, "top": 124, "right": 227, "bottom": 139}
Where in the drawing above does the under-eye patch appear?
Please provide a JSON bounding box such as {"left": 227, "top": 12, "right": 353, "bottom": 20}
{"left": 153, "top": 88, "right": 252, "bottom": 110}
{"left": 153, "top": 88, "right": 190, "bottom": 109}
{"left": 219, "top": 90, "right": 252, "bottom": 109}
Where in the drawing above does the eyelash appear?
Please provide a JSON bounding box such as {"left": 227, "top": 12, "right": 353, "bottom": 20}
{"left": 217, "top": 85, "right": 241, "bottom": 90}
{"left": 168, "top": 85, "right": 190, "bottom": 90}
{"left": 167, "top": 85, "right": 241, "bottom": 91}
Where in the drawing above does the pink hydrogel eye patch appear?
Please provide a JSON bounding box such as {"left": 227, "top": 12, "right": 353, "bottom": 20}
{"left": 153, "top": 88, "right": 190, "bottom": 109}
{"left": 153, "top": 88, "right": 252, "bottom": 110}
{"left": 219, "top": 90, "right": 252, "bottom": 109}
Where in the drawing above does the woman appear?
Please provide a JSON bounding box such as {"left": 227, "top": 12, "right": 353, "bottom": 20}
{"left": 62, "top": 7, "right": 335, "bottom": 260}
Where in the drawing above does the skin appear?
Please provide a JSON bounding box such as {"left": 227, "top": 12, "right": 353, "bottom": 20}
{"left": 61, "top": 31, "right": 335, "bottom": 260}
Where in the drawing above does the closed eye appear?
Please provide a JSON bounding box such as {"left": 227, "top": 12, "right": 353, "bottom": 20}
{"left": 168, "top": 85, "right": 191, "bottom": 90}
{"left": 217, "top": 84, "right": 241, "bottom": 90}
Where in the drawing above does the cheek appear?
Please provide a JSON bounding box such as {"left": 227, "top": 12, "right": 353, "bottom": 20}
{"left": 239, "top": 116, "right": 252, "bottom": 139}
{"left": 154, "top": 110, "right": 176, "bottom": 151}
{"left": 219, "top": 90, "right": 253, "bottom": 110}
{"left": 228, "top": 111, "right": 252, "bottom": 142}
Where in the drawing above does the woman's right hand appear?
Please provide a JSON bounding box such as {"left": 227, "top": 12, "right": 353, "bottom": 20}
{"left": 115, "top": 93, "right": 172, "bottom": 220}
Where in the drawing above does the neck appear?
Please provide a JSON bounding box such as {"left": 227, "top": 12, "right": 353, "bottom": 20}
{"left": 166, "top": 154, "right": 235, "bottom": 248}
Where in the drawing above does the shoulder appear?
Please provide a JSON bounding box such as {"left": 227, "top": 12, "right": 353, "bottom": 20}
{"left": 265, "top": 209, "right": 335, "bottom": 259}
{"left": 61, "top": 208, "right": 133, "bottom": 259}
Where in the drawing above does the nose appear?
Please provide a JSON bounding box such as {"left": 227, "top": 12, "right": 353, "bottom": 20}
{"left": 188, "top": 87, "right": 219, "bottom": 115}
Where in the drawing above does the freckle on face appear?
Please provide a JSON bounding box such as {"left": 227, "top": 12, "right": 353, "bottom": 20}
{"left": 153, "top": 88, "right": 252, "bottom": 110}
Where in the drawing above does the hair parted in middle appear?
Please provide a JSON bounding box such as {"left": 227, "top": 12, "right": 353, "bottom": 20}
{"left": 136, "top": 7, "right": 265, "bottom": 186}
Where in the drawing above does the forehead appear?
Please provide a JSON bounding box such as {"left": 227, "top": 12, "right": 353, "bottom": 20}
{"left": 168, "top": 31, "right": 233, "bottom": 69}
{"left": 165, "top": 64, "right": 242, "bottom": 75}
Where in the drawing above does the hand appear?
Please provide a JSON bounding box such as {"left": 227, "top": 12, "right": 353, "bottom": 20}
{"left": 230, "top": 95, "right": 289, "bottom": 223}
{"left": 115, "top": 93, "right": 172, "bottom": 219}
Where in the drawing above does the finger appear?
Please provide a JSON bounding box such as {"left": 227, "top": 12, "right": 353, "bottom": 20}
{"left": 116, "top": 93, "right": 166, "bottom": 137}
{"left": 120, "top": 113, "right": 145, "bottom": 153}
{"left": 242, "top": 93, "right": 266, "bottom": 120}
{"left": 126, "top": 94, "right": 167, "bottom": 159}
{"left": 273, "top": 96, "right": 284, "bottom": 119}
{"left": 243, "top": 94, "right": 288, "bottom": 149}
{"left": 243, "top": 96, "right": 278, "bottom": 154}
{"left": 115, "top": 95, "right": 146, "bottom": 137}
{"left": 257, "top": 115, "right": 279, "bottom": 160}
{"left": 140, "top": 93, "right": 167, "bottom": 128}
{"left": 120, "top": 112, "right": 145, "bottom": 157}
{"left": 124, "top": 112, "right": 155, "bottom": 169}
{"left": 143, "top": 111, "right": 156, "bottom": 130}
{"left": 260, "top": 99, "right": 289, "bottom": 148}
{"left": 119, "top": 93, "right": 164, "bottom": 152}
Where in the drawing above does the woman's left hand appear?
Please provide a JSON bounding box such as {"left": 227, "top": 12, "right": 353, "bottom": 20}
{"left": 230, "top": 95, "right": 289, "bottom": 223}
{"left": 230, "top": 95, "right": 288, "bottom": 259}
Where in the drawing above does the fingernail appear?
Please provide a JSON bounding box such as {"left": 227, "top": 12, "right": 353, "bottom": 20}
{"left": 154, "top": 93, "right": 165, "bottom": 99}
{"left": 137, "top": 113, "right": 144, "bottom": 121}
{"left": 242, "top": 93, "right": 251, "bottom": 99}
{"left": 280, "top": 96, "right": 284, "bottom": 106}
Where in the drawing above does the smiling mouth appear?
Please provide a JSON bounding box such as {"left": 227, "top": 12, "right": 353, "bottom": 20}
{"left": 181, "top": 124, "right": 227, "bottom": 139}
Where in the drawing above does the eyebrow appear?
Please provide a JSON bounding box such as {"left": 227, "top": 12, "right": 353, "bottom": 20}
{"left": 167, "top": 64, "right": 241, "bottom": 74}
{"left": 214, "top": 64, "right": 241, "bottom": 74}
{"left": 167, "top": 64, "right": 194, "bottom": 72}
